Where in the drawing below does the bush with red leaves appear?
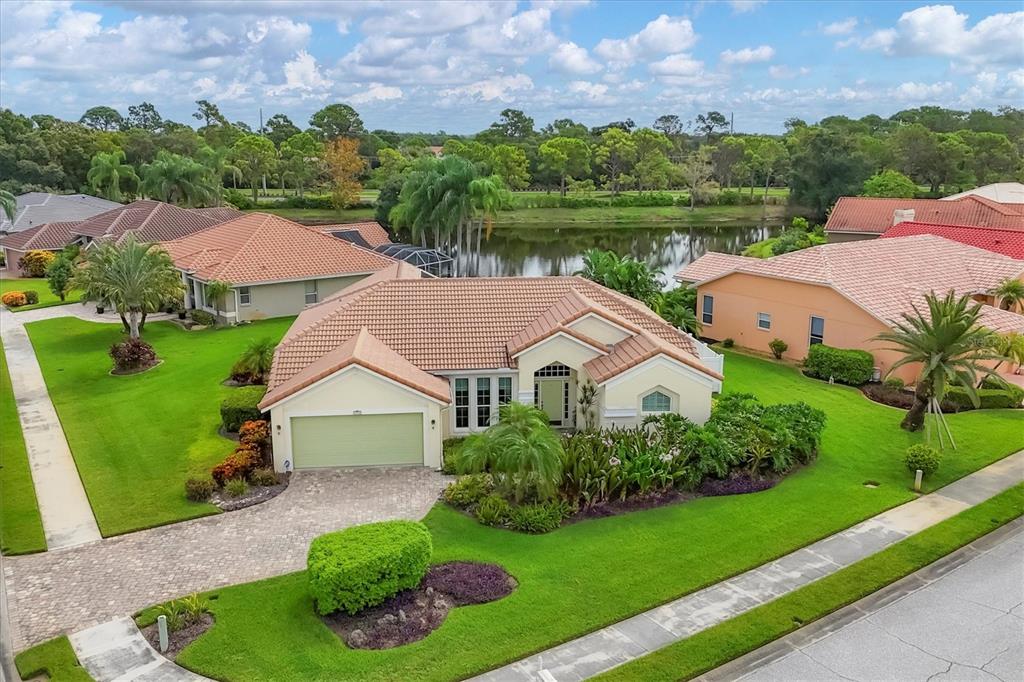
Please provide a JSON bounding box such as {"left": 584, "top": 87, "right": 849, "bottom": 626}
{"left": 109, "top": 338, "right": 158, "bottom": 371}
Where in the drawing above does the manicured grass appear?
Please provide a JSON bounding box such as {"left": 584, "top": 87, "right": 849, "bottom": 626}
{"left": 14, "top": 635, "right": 93, "bottom": 681}
{"left": 497, "top": 203, "right": 788, "bottom": 227}
{"left": 595, "top": 483, "right": 1024, "bottom": 681}
{"left": 25, "top": 317, "right": 294, "bottom": 536}
{"left": 166, "top": 351, "right": 1023, "bottom": 681}
{"left": 249, "top": 206, "right": 376, "bottom": 223}
{"left": 0, "top": 346, "right": 46, "bottom": 555}
{"left": 0, "top": 275, "right": 81, "bottom": 311}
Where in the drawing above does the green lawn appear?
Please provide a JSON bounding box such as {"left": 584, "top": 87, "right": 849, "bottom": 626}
{"left": 25, "top": 317, "right": 295, "bottom": 536}
{"left": 0, "top": 345, "right": 46, "bottom": 555}
{"left": 163, "top": 351, "right": 1022, "bottom": 681}
{"left": 0, "top": 275, "right": 82, "bottom": 311}
{"left": 15, "top": 635, "right": 92, "bottom": 682}
{"left": 498, "top": 203, "right": 788, "bottom": 227}
{"left": 248, "top": 206, "right": 377, "bottom": 224}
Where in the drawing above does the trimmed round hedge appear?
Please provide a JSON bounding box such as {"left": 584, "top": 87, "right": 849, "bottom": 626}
{"left": 804, "top": 344, "right": 874, "bottom": 386}
{"left": 308, "top": 520, "right": 432, "bottom": 615}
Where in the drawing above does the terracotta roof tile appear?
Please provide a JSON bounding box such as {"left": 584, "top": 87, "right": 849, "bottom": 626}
{"left": 825, "top": 196, "right": 1024, "bottom": 235}
{"left": 69, "top": 200, "right": 240, "bottom": 243}
{"left": 315, "top": 221, "right": 393, "bottom": 248}
{"left": 676, "top": 252, "right": 760, "bottom": 283}
{"left": 880, "top": 222, "right": 1024, "bottom": 260}
{"left": 584, "top": 333, "right": 723, "bottom": 383}
{"left": 0, "top": 221, "right": 81, "bottom": 251}
{"left": 161, "top": 213, "right": 399, "bottom": 284}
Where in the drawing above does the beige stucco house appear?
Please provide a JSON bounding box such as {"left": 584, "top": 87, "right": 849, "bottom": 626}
{"left": 677, "top": 235, "right": 1024, "bottom": 384}
{"left": 259, "top": 269, "right": 724, "bottom": 472}
{"left": 161, "top": 213, "right": 402, "bottom": 322}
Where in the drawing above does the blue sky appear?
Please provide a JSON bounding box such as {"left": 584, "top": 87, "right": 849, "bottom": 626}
{"left": 1, "top": 1, "right": 1021, "bottom": 134}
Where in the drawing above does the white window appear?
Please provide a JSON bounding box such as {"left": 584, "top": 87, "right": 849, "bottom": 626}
{"left": 454, "top": 379, "right": 469, "bottom": 428}
{"left": 642, "top": 391, "right": 672, "bottom": 413}
{"left": 702, "top": 294, "right": 714, "bottom": 325}
{"left": 238, "top": 286, "right": 251, "bottom": 306}
{"left": 304, "top": 280, "right": 318, "bottom": 305}
{"left": 498, "top": 377, "right": 512, "bottom": 406}
{"left": 809, "top": 316, "right": 825, "bottom": 346}
{"left": 757, "top": 312, "right": 771, "bottom": 330}
{"left": 452, "top": 375, "right": 515, "bottom": 430}
{"left": 476, "top": 377, "right": 492, "bottom": 427}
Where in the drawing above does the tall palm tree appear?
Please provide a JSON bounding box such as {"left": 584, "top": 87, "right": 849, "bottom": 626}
{"left": 87, "top": 149, "right": 139, "bottom": 202}
{"left": 990, "top": 278, "right": 1024, "bottom": 311}
{"left": 469, "top": 174, "right": 509, "bottom": 275}
{"left": 197, "top": 146, "right": 242, "bottom": 194}
{"left": 0, "top": 189, "right": 16, "bottom": 222}
{"left": 141, "top": 151, "right": 219, "bottom": 207}
{"left": 72, "top": 235, "right": 184, "bottom": 339}
{"left": 204, "top": 279, "right": 232, "bottom": 323}
{"left": 874, "top": 292, "right": 1002, "bottom": 432}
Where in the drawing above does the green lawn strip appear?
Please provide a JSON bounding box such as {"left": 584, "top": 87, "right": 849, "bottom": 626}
{"left": 14, "top": 635, "right": 94, "bottom": 682}
{"left": 594, "top": 483, "right": 1024, "bottom": 682}
{"left": 495, "top": 203, "right": 788, "bottom": 227}
{"left": 248, "top": 206, "right": 376, "bottom": 223}
{"left": 0, "top": 344, "right": 46, "bottom": 554}
{"left": 24, "top": 316, "right": 294, "bottom": 536}
{"left": 0, "top": 276, "right": 82, "bottom": 311}
{"left": 163, "top": 351, "right": 1022, "bottom": 681}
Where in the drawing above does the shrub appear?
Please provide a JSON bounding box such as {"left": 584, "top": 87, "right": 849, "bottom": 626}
{"left": 220, "top": 386, "right": 266, "bottom": 432}
{"left": 211, "top": 447, "right": 261, "bottom": 486}
{"left": 1, "top": 291, "right": 27, "bottom": 307}
{"left": 225, "top": 477, "right": 249, "bottom": 497}
{"left": 945, "top": 387, "right": 1023, "bottom": 410}
{"left": 23, "top": 290, "right": 39, "bottom": 305}
{"left": 231, "top": 337, "right": 276, "bottom": 384}
{"left": 905, "top": 444, "right": 941, "bottom": 477}
{"left": 239, "top": 419, "right": 270, "bottom": 448}
{"left": 250, "top": 467, "right": 279, "bottom": 487}
{"left": 804, "top": 344, "right": 874, "bottom": 385}
{"left": 883, "top": 377, "right": 905, "bottom": 390}
{"left": 109, "top": 338, "right": 157, "bottom": 371}
{"left": 475, "top": 494, "right": 512, "bottom": 526}
{"left": 307, "top": 520, "right": 432, "bottom": 615}
{"left": 442, "top": 474, "right": 493, "bottom": 508}
{"left": 17, "top": 250, "right": 55, "bottom": 277}
{"left": 722, "top": 338, "right": 735, "bottom": 348}
{"left": 507, "top": 501, "right": 569, "bottom": 534}
{"left": 441, "top": 437, "right": 466, "bottom": 475}
{"left": 422, "top": 562, "right": 514, "bottom": 605}
{"left": 189, "top": 309, "right": 216, "bottom": 326}
{"left": 156, "top": 594, "right": 211, "bottom": 632}
{"left": 768, "top": 338, "right": 788, "bottom": 359}
{"left": 184, "top": 477, "right": 215, "bottom": 502}
{"left": 224, "top": 188, "right": 255, "bottom": 209}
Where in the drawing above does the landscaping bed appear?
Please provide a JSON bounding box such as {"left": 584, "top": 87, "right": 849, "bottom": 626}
{"left": 142, "top": 614, "right": 214, "bottom": 660}
{"left": 210, "top": 473, "right": 289, "bottom": 511}
{"left": 862, "top": 382, "right": 1023, "bottom": 411}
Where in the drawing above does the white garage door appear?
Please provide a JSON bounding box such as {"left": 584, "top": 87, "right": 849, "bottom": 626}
{"left": 290, "top": 413, "right": 424, "bottom": 468}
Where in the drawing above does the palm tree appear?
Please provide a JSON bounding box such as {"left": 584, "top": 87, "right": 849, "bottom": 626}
{"left": 197, "top": 146, "right": 242, "bottom": 194}
{"left": 141, "top": 151, "right": 219, "bottom": 207}
{"left": 87, "top": 149, "right": 139, "bottom": 202}
{"left": 204, "top": 280, "right": 232, "bottom": 323}
{"left": 72, "top": 235, "right": 184, "bottom": 339}
{"left": 459, "top": 402, "right": 564, "bottom": 502}
{"left": 469, "top": 174, "right": 509, "bottom": 275}
{"left": 0, "top": 189, "right": 16, "bottom": 222}
{"left": 231, "top": 337, "right": 276, "bottom": 383}
{"left": 874, "top": 292, "right": 1002, "bottom": 432}
{"left": 576, "top": 249, "right": 663, "bottom": 306}
{"left": 990, "top": 278, "right": 1024, "bottom": 311}
{"left": 987, "top": 332, "right": 1024, "bottom": 376}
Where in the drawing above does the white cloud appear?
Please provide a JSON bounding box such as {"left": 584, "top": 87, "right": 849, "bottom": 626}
{"left": 266, "top": 50, "right": 330, "bottom": 98}
{"left": 439, "top": 73, "right": 534, "bottom": 102}
{"left": 891, "top": 80, "right": 954, "bottom": 100}
{"left": 729, "top": 1, "right": 767, "bottom": 14}
{"left": 349, "top": 83, "right": 403, "bottom": 105}
{"left": 821, "top": 17, "right": 858, "bottom": 35}
{"left": 466, "top": 7, "right": 558, "bottom": 56}
{"left": 720, "top": 45, "right": 774, "bottom": 65}
{"left": 550, "top": 41, "right": 602, "bottom": 74}
{"left": 594, "top": 15, "right": 697, "bottom": 65}
{"left": 768, "top": 65, "right": 810, "bottom": 79}
{"left": 647, "top": 53, "right": 722, "bottom": 87}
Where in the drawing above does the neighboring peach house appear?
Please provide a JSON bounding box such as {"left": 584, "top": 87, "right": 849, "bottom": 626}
{"left": 258, "top": 270, "right": 724, "bottom": 471}
{"left": 824, "top": 195, "right": 1024, "bottom": 243}
{"left": 676, "top": 235, "right": 1024, "bottom": 384}
{"left": 161, "top": 213, "right": 403, "bottom": 322}
{"left": 881, "top": 222, "right": 1024, "bottom": 260}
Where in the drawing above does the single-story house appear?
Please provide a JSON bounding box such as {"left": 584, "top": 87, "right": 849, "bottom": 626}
{"left": 258, "top": 271, "right": 724, "bottom": 471}
{"left": 0, "top": 221, "right": 83, "bottom": 273}
{"left": 0, "top": 192, "right": 119, "bottom": 234}
{"left": 317, "top": 220, "right": 454, "bottom": 276}
{"left": 315, "top": 221, "right": 393, "bottom": 249}
{"left": 161, "top": 212, "right": 405, "bottom": 322}
{"left": 676, "top": 235, "right": 1024, "bottom": 384}
{"left": 824, "top": 195, "right": 1024, "bottom": 243}
{"left": 881, "top": 221, "right": 1024, "bottom": 260}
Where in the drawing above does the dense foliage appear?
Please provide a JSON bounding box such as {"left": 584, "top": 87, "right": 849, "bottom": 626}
{"left": 17, "top": 250, "right": 55, "bottom": 277}
{"left": 108, "top": 337, "right": 158, "bottom": 371}
{"left": 219, "top": 386, "right": 266, "bottom": 432}
{"left": 804, "top": 344, "right": 875, "bottom": 385}
{"left": 307, "top": 521, "right": 432, "bottom": 615}
{"left": 905, "top": 444, "right": 941, "bottom": 477}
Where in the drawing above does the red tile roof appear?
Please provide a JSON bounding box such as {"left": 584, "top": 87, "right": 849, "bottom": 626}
{"left": 72, "top": 200, "right": 240, "bottom": 242}
{"left": 315, "top": 221, "right": 393, "bottom": 248}
{"left": 880, "top": 222, "right": 1024, "bottom": 260}
{"left": 0, "top": 221, "right": 82, "bottom": 251}
{"left": 825, "top": 196, "right": 1024, "bottom": 235}
{"left": 162, "top": 213, "right": 399, "bottom": 284}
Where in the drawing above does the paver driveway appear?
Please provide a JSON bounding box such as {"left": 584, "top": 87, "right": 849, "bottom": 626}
{"left": 4, "top": 467, "right": 447, "bottom": 651}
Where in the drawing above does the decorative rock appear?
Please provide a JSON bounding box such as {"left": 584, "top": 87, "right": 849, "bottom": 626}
{"left": 348, "top": 629, "right": 367, "bottom": 647}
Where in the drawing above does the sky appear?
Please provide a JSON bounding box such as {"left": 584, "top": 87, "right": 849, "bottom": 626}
{"left": 1, "top": 1, "right": 1022, "bottom": 135}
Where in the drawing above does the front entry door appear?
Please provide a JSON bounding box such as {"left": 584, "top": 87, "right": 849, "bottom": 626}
{"left": 537, "top": 380, "right": 564, "bottom": 425}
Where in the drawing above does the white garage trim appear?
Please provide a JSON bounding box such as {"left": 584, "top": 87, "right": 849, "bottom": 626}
{"left": 261, "top": 363, "right": 450, "bottom": 413}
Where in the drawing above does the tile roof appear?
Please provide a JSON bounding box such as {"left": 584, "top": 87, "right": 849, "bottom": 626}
{"left": 675, "top": 252, "right": 759, "bottom": 283}
{"left": 70, "top": 200, "right": 240, "bottom": 243}
{"left": 162, "top": 212, "right": 399, "bottom": 284}
{"left": 264, "top": 276, "right": 720, "bottom": 407}
{"left": 880, "top": 222, "right": 1024, "bottom": 260}
{"left": 584, "top": 332, "right": 718, "bottom": 384}
{"left": 825, "top": 196, "right": 1024, "bottom": 235}
{"left": 0, "top": 193, "right": 120, "bottom": 233}
{"left": 942, "top": 183, "right": 1024, "bottom": 204}
{"left": 0, "top": 221, "right": 82, "bottom": 251}
{"left": 676, "top": 235, "right": 1024, "bottom": 332}
{"left": 315, "top": 221, "right": 393, "bottom": 248}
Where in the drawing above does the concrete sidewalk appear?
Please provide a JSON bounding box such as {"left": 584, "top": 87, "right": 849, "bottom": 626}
{"left": 474, "top": 450, "right": 1024, "bottom": 682}
{"left": 70, "top": 617, "right": 209, "bottom": 682}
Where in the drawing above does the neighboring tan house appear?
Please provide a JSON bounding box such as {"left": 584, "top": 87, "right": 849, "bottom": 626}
{"left": 824, "top": 195, "right": 1024, "bottom": 243}
{"left": 0, "top": 192, "right": 119, "bottom": 234}
{"left": 0, "top": 221, "right": 83, "bottom": 273}
{"left": 942, "top": 183, "right": 1024, "bottom": 204}
{"left": 881, "top": 222, "right": 1024, "bottom": 260}
{"left": 162, "top": 213, "right": 404, "bottom": 322}
{"left": 676, "top": 235, "right": 1024, "bottom": 384}
{"left": 258, "top": 270, "right": 724, "bottom": 471}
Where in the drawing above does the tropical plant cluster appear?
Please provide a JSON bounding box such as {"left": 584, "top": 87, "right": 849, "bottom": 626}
{"left": 154, "top": 594, "right": 213, "bottom": 633}
{"left": 803, "top": 344, "right": 875, "bottom": 385}
{"left": 17, "top": 250, "right": 55, "bottom": 277}
{"left": 307, "top": 521, "right": 433, "bottom": 616}
{"left": 209, "top": 419, "right": 270, "bottom": 487}
{"left": 230, "top": 338, "right": 276, "bottom": 384}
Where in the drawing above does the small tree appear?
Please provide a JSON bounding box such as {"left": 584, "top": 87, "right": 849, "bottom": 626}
{"left": 204, "top": 280, "right": 232, "bottom": 323}
{"left": 769, "top": 338, "right": 788, "bottom": 359}
{"left": 324, "top": 137, "right": 366, "bottom": 209}
{"left": 862, "top": 170, "right": 917, "bottom": 198}
{"left": 990, "top": 278, "right": 1024, "bottom": 312}
{"left": 45, "top": 255, "right": 73, "bottom": 301}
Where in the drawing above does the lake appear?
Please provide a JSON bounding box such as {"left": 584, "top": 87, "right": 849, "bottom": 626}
{"left": 449, "top": 221, "right": 784, "bottom": 284}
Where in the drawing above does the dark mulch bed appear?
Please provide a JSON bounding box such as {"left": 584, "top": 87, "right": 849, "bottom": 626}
{"left": 324, "top": 562, "right": 516, "bottom": 650}
{"left": 571, "top": 488, "right": 697, "bottom": 521}
{"left": 220, "top": 377, "right": 265, "bottom": 388}
{"left": 142, "top": 614, "right": 213, "bottom": 660}
{"left": 109, "top": 359, "right": 162, "bottom": 376}
{"left": 216, "top": 426, "right": 241, "bottom": 442}
{"left": 699, "top": 472, "right": 777, "bottom": 496}
{"left": 211, "top": 473, "right": 290, "bottom": 511}
{"left": 861, "top": 383, "right": 960, "bottom": 412}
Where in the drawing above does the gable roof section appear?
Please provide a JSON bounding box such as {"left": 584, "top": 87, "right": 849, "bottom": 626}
{"left": 506, "top": 288, "right": 644, "bottom": 356}
{"left": 881, "top": 222, "right": 1024, "bottom": 260}
{"left": 162, "top": 213, "right": 398, "bottom": 284}
{"left": 942, "top": 183, "right": 1024, "bottom": 204}
{"left": 825, "top": 196, "right": 1024, "bottom": 235}
{"left": 676, "top": 252, "right": 761, "bottom": 283}
{"left": 0, "top": 221, "right": 82, "bottom": 251}
{"left": 678, "top": 235, "right": 1024, "bottom": 329}
{"left": 70, "top": 200, "right": 241, "bottom": 243}
{"left": 259, "top": 327, "right": 451, "bottom": 410}
{"left": 1, "top": 193, "right": 120, "bottom": 232}
{"left": 584, "top": 332, "right": 723, "bottom": 384}
{"left": 316, "top": 221, "right": 393, "bottom": 248}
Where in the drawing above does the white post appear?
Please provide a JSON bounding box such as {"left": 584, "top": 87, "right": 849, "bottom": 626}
{"left": 157, "top": 615, "right": 169, "bottom": 653}
{"left": 914, "top": 469, "right": 923, "bottom": 493}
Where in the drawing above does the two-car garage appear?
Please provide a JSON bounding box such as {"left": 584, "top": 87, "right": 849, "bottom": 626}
{"left": 289, "top": 413, "right": 425, "bottom": 469}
